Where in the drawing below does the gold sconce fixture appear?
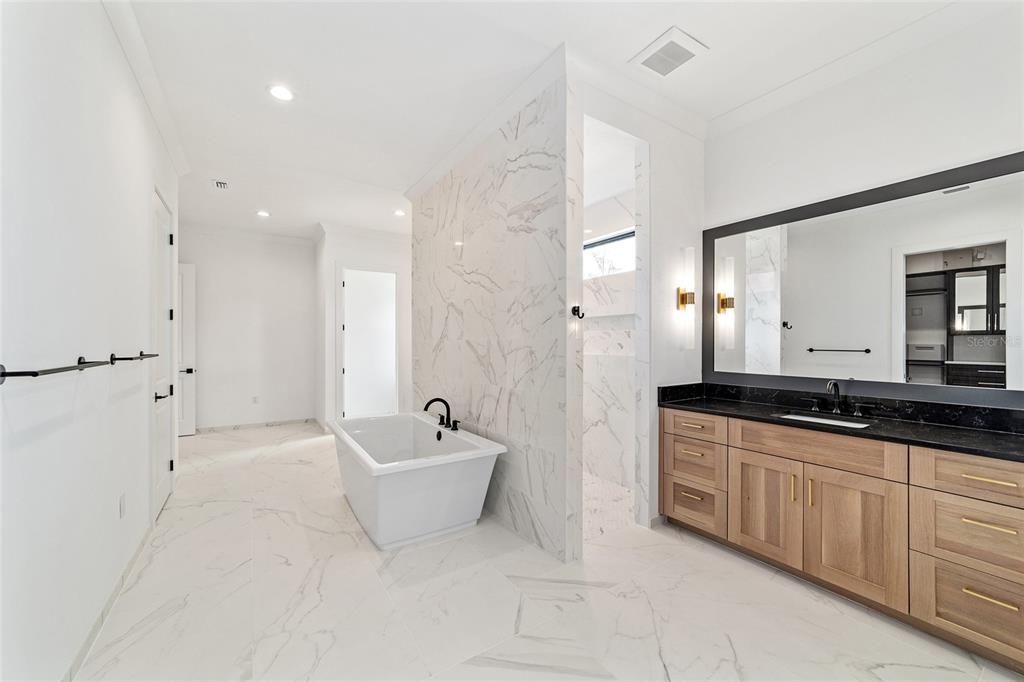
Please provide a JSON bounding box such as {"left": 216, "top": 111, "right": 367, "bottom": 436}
{"left": 716, "top": 293, "right": 735, "bottom": 314}
{"left": 676, "top": 288, "right": 695, "bottom": 310}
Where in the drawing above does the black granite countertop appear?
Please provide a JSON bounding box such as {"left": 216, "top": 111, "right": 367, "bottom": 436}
{"left": 659, "top": 397, "right": 1024, "bottom": 463}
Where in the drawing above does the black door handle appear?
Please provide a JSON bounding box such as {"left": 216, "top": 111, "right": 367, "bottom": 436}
{"left": 154, "top": 392, "right": 170, "bottom": 402}
{"left": 178, "top": 368, "right": 195, "bottom": 374}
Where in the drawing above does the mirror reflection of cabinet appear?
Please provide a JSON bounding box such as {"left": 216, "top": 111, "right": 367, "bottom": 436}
{"left": 950, "top": 266, "right": 1005, "bottom": 335}
{"left": 998, "top": 267, "right": 1007, "bottom": 332}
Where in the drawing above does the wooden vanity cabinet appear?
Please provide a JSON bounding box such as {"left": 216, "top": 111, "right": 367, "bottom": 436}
{"left": 727, "top": 448, "right": 804, "bottom": 570}
{"left": 660, "top": 407, "right": 1024, "bottom": 670}
{"left": 804, "top": 464, "right": 909, "bottom": 612}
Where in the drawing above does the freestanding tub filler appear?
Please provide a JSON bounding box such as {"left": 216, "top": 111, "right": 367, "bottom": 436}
{"left": 330, "top": 412, "right": 506, "bottom": 549}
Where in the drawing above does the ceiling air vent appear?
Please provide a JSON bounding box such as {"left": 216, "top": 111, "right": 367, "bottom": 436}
{"left": 211, "top": 179, "right": 229, "bottom": 190}
{"left": 631, "top": 27, "right": 709, "bottom": 77}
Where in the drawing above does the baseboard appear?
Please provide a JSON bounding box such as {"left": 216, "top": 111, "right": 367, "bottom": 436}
{"left": 194, "top": 417, "right": 319, "bottom": 433}
{"left": 64, "top": 528, "right": 150, "bottom": 681}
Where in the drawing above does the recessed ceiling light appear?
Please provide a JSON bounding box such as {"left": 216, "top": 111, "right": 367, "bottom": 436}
{"left": 256, "top": 210, "right": 271, "bottom": 218}
{"left": 454, "top": 241, "right": 464, "bottom": 247}
{"left": 584, "top": 229, "right": 593, "bottom": 234}
{"left": 394, "top": 209, "right": 406, "bottom": 217}
{"left": 268, "top": 84, "right": 294, "bottom": 101}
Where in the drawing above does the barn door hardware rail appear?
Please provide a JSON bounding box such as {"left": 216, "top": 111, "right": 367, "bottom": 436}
{"left": 0, "top": 356, "right": 111, "bottom": 385}
{"left": 110, "top": 351, "right": 159, "bottom": 365}
{"left": 806, "top": 347, "right": 872, "bottom": 354}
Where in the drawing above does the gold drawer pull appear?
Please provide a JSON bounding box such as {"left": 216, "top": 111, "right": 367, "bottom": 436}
{"left": 679, "top": 449, "right": 705, "bottom": 458}
{"left": 961, "top": 517, "right": 1019, "bottom": 535}
{"left": 961, "top": 473, "right": 1019, "bottom": 488}
{"left": 808, "top": 478, "right": 814, "bottom": 507}
{"left": 790, "top": 474, "right": 796, "bottom": 502}
{"left": 677, "top": 421, "right": 705, "bottom": 430}
{"left": 961, "top": 587, "right": 1020, "bottom": 612}
{"left": 678, "top": 491, "right": 704, "bottom": 502}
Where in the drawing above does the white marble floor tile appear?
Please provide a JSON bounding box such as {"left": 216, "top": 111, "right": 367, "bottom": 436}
{"left": 76, "top": 425, "right": 1020, "bottom": 682}
{"left": 583, "top": 472, "right": 634, "bottom": 542}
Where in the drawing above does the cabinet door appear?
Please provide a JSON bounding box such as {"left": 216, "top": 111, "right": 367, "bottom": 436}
{"left": 728, "top": 448, "right": 804, "bottom": 570}
{"left": 804, "top": 464, "right": 909, "bottom": 612}
{"left": 952, "top": 268, "right": 991, "bottom": 333}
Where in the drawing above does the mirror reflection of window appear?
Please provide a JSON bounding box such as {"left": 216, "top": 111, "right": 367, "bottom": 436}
{"left": 582, "top": 228, "right": 636, "bottom": 280}
{"left": 953, "top": 270, "right": 989, "bottom": 333}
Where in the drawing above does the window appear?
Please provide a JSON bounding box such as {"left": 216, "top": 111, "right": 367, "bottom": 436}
{"left": 582, "top": 228, "right": 636, "bottom": 280}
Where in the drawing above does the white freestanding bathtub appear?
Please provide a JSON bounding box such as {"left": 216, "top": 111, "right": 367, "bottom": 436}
{"left": 329, "top": 412, "right": 506, "bottom": 549}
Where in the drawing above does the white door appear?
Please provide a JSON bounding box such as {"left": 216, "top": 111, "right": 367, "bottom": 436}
{"left": 177, "top": 263, "right": 197, "bottom": 436}
{"left": 151, "top": 192, "right": 175, "bottom": 518}
{"left": 339, "top": 269, "right": 398, "bottom": 419}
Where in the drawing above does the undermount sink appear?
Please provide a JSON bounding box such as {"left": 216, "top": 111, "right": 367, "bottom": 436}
{"left": 776, "top": 413, "right": 871, "bottom": 429}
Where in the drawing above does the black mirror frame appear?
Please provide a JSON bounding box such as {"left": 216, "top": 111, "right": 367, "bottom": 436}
{"left": 701, "top": 150, "right": 1024, "bottom": 409}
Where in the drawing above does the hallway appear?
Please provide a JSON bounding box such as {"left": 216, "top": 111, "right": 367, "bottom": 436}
{"left": 76, "top": 425, "right": 1016, "bottom": 681}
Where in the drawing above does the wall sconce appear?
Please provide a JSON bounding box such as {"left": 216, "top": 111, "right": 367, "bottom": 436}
{"left": 676, "top": 288, "right": 695, "bottom": 310}
{"left": 717, "top": 293, "right": 735, "bottom": 314}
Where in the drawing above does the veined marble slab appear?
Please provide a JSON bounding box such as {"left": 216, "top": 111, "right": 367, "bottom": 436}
{"left": 410, "top": 79, "right": 579, "bottom": 560}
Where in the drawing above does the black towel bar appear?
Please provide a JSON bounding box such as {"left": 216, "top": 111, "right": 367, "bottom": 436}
{"left": 0, "top": 356, "right": 111, "bottom": 384}
{"left": 110, "top": 351, "right": 159, "bottom": 364}
{"left": 807, "top": 347, "right": 872, "bottom": 354}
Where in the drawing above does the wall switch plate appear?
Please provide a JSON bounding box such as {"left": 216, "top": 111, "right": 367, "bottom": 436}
{"left": 119, "top": 493, "right": 126, "bottom": 519}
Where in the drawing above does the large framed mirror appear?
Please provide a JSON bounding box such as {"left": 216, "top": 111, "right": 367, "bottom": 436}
{"left": 702, "top": 151, "right": 1024, "bottom": 408}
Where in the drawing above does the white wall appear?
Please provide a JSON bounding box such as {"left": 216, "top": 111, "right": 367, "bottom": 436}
{"left": 178, "top": 226, "right": 316, "bottom": 429}
{"left": 315, "top": 224, "right": 412, "bottom": 427}
{"left": 2, "top": 3, "right": 178, "bottom": 678}
{"left": 706, "top": 5, "right": 1024, "bottom": 227}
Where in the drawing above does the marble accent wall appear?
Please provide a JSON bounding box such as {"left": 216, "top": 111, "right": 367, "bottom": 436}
{"left": 583, "top": 316, "right": 635, "bottom": 488}
{"left": 744, "top": 226, "right": 786, "bottom": 374}
{"left": 411, "top": 79, "right": 582, "bottom": 560}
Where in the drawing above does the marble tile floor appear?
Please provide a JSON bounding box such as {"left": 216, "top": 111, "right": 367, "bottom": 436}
{"left": 583, "top": 472, "right": 634, "bottom": 542}
{"left": 76, "top": 423, "right": 1019, "bottom": 681}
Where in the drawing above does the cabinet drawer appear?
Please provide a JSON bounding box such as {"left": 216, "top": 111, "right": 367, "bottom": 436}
{"left": 729, "top": 419, "right": 908, "bottom": 482}
{"left": 661, "top": 408, "right": 727, "bottom": 444}
{"left": 662, "top": 433, "right": 728, "bottom": 490}
{"left": 911, "top": 552, "right": 1024, "bottom": 662}
{"left": 946, "top": 365, "right": 1006, "bottom": 389}
{"left": 663, "top": 475, "right": 727, "bottom": 539}
{"left": 911, "top": 447, "right": 1024, "bottom": 509}
{"left": 911, "top": 488, "right": 1024, "bottom": 583}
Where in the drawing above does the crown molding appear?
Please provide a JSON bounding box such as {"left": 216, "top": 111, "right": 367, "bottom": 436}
{"left": 102, "top": 1, "right": 190, "bottom": 176}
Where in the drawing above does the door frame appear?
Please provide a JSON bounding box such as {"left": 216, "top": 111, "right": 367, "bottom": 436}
{"left": 177, "top": 263, "right": 197, "bottom": 436}
{"left": 335, "top": 264, "right": 400, "bottom": 420}
{"left": 151, "top": 186, "right": 177, "bottom": 520}
{"left": 889, "top": 228, "right": 1018, "bottom": 385}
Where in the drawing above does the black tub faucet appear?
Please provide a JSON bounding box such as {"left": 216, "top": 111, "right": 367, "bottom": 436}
{"left": 424, "top": 397, "right": 452, "bottom": 428}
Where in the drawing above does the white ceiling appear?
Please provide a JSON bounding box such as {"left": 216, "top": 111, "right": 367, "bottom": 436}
{"left": 132, "top": 1, "right": 1000, "bottom": 239}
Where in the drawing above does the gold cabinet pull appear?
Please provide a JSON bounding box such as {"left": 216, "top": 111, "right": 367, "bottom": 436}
{"left": 808, "top": 478, "right": 814, "bottom": 507}
{"left": 961, "top": 473, "right": 1019, "bottom": 488}
{"left": 679, "top": 449, "right": 705, "bottom": 458}
{"left": 961, "top": 517, "right": 1019, "bottom": 535}
{"left": 677, "top": 421, "right": 705, "bottom": 430}
{"left": 961, "top": 587, "right": 1020, "bottom": 612}
{"left": 678, "top": 491, "right": 704, "bottom": 502}
{"left": 790, "top": 474, "right": 796, "bottom": 502}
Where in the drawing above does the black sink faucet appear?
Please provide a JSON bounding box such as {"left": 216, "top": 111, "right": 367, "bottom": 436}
{"left": 825, "top": 380, "right": 841, "bottom": 414}
{"left": 424, "top": 397, "right": 452, "bottom": 428}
